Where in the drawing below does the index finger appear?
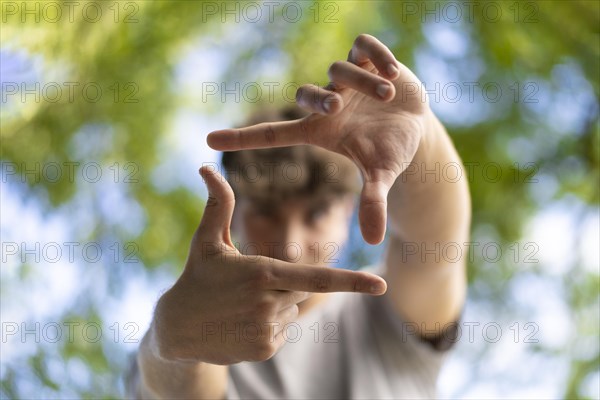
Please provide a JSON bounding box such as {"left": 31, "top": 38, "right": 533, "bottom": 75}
{"left": 207, "top": 119, "right": 309, "bottom": 151}
{"left": 269, "top": 262, "right": 387, "bottom": 295}
{"left": 348, "top": 34, "right": 399, "bottom": 79}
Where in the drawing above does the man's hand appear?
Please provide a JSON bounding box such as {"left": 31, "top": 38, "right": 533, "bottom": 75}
{"left": 152, "top": 166, "right": 387, "bottom": 365}
{"left": 207, "top": 34, "right": 429, "bottom": 244}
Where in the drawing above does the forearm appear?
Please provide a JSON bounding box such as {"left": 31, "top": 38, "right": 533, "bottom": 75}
{"left": 385, "top": 108, "right": 471, "bottom": 334}
{"left": 133, "top": 323, "right": 227, "bottom": 399}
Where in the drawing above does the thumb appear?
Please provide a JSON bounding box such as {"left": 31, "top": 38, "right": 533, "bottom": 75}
{"left": 358, "top": 175, "right": 395, "bottom": 245}
{"left": 197, "top": 165, "right": 235, "bottom": 246}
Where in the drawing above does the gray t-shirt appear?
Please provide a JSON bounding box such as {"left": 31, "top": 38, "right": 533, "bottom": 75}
{"left": 227, "top": 266, "right": 454, "bottom": 399}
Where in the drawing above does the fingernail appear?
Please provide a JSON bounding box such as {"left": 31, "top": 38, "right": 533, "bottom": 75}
{"left": 323, "top": 100, "right": 331, "bottom": 112}
{"left": 370, "top": 282, "right": 385, "bottom": 294}
{"left": 376, "top": 84, "right": 390, "bottom": 99}
{"left": 387, "top": 63, "right": 399, "bottom": 77}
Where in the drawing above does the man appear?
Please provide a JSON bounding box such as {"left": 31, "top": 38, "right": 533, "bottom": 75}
{"left": 128, "top": 34, "right": 471, "bottom": 399}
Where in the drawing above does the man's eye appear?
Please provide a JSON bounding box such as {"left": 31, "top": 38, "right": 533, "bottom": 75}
{"left": 254, "top": 207, "right": 274, "bottom": 218}
{"left": 307, "top": 207, "right": 328, "bottom": 223}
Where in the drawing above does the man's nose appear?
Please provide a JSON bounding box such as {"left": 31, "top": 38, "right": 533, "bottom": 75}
{"left": 278, "top": 224, "right": 307, "bottom": 263}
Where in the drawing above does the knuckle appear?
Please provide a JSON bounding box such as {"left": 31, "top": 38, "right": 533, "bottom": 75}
{"left": 310, "top": 274, "right": 332, "bottom": 292}
{"left": 298, "top": 117, "right": 311, "bottom": 144}
{"left": 206, "top": 195, "right": 218, "bottom": 207}
{"left": 252, "top": 342, "right": 277, "bottom": 361}
{"left": 352, "top": 277, "right": 361, "bottom": 293}
{"left": 264, "top": 123, "right": 276, "bottom": 145}
{"left": 235, "top": 128, "right": 246, "bottom": 149}
{"left": 288, "top": 304, "right": 300, "bottom": 318}
{"left": 251, "top": 267, "right": 275, "bottom": 289}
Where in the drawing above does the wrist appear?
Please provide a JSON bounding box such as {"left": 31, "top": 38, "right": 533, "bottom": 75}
{"left": 138, "top": 323, "right": 222, "bottom": 398}
{"left": 397, "top": 108, "right": 455, "bottom": 191}
{"left": 415, "top": 107, "right": 447, "bottom": 164}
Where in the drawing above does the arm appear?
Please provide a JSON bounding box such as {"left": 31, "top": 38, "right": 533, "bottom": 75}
{"left": 384, "top": 109, "right": 471, "bottom": 338}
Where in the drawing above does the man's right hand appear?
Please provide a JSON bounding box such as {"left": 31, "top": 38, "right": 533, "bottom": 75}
{"left": 151, "top": 165, "right": 387, "bottom": 366}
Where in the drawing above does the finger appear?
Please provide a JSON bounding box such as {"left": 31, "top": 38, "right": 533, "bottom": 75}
{"left": 358, "top": 173, "right": 396, "bottom": 245}
{"left": 266, "top": 260, "right": 387, "bottom": 295}
{"left": 348, "top": 34, "right": 399, "bottom": 80}
{"left": 275, "top": 305, "right": 299, "bottom": 326}
{"left": 197, "top": 165, "right": 235, "bottom": 244}
{"left": 272, "top": 290, "right": 312, "bottom": 310}
{"left": 273, "top": 305, "right": 300, "bottom": 336}
{"left": 296, "top": 84, "right": 343, "bottom": 115}
{"left": 270, "top": 328, "right": 289, "bottom": 353}
{"left": 328, "top": 61, "right": 395, "bottom": 102}
{"left": 207, "top": 119, "right": 310, "bottom": 151}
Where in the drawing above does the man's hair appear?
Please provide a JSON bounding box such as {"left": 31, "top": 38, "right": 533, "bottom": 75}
{"left": 221, "top": 106, "right": 361, "bottom": 202}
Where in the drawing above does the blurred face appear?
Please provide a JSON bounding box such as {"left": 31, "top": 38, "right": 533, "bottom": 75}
{"left": 231, "top": 193, "right": 355, "bottom": 266}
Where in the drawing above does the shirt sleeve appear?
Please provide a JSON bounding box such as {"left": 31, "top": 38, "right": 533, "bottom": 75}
{"left": 358, "top": 276, "right": 454, "bottom": 398}
{"left": 359, "top": 263, "right": 461, "bottom": 355}
{"left": 366, "top": 290, "right": 461, "bottom": 353}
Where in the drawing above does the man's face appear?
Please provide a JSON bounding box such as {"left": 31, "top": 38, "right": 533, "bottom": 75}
{"left": 231, "top": 193, "right": 355, "bottom": 266}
